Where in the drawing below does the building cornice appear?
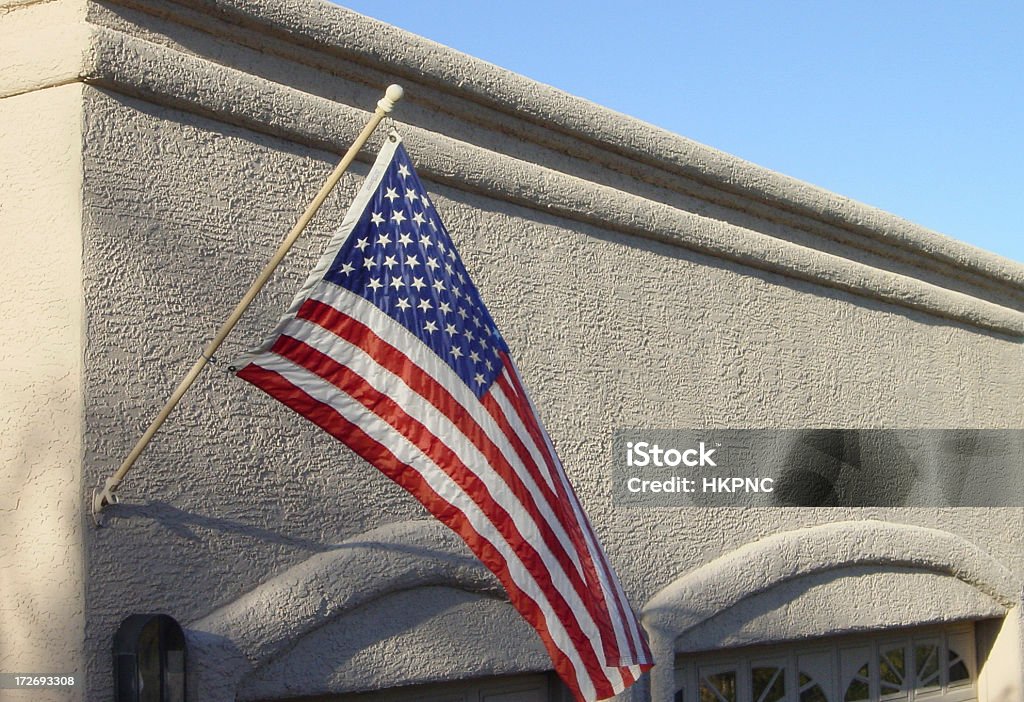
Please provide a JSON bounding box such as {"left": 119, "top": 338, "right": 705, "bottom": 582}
{"left": 5, "top": 0, "right": 1024, "bottom": 335}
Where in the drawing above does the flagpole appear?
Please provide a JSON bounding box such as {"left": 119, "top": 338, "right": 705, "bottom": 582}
{"left": 92, "top": 84, "right": 405, "bottom": 522}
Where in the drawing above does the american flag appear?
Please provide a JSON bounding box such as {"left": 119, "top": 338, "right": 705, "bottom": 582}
{"left": 234, "top": 131, "right": 653, "bottom": 700}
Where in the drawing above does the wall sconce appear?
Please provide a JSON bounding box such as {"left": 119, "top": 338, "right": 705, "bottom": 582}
{"left": 113, "top": 614, "right": 186, "bottom": 702}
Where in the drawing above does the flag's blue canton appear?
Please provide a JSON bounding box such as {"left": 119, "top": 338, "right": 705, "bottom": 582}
{"left": 323, "top": 143, "right": 508, "bottom": 398}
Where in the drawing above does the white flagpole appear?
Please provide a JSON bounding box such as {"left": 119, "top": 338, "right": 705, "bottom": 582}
{"left": 92, "top": 84, "right": 405, "bottom": 522}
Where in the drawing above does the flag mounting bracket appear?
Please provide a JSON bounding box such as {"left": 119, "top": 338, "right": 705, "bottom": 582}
{"left": 90, "top": 84, "right": 405, "bottom": 526}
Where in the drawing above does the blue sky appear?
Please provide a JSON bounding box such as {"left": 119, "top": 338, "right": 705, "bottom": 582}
{"left": 335, "top": 1, "right": 1022, "bottom": 266}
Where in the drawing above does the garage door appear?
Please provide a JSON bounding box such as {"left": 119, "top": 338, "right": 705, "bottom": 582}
{"left": 675, "top": 624, "right": 976, "bottom": 702}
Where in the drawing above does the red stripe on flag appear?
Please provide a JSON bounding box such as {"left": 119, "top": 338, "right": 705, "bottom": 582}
{"left": 236, "top": 362, "right": 596, "bottom": 700}
{"left": 479, "top": 387, "right": 645, "bottom": 683}
{"left": 498, "top": 359, "right": 651, "bottom": 667}
{"left": 298, "top": 300, "right": 598, "bottom": 592}
{"left": 261, "top": 336, "right": 618, "bottom": 700}
{"left": 493, "top": 368, "right": 625, "bottom": 658}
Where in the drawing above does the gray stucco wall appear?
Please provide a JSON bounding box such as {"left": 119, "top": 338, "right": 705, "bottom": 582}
{"left": 2, "top": 0, "right": 1022, "bottom": 700}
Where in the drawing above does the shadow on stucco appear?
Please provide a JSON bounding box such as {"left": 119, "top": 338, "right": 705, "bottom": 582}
{"left": 103, "top": 500, "right": 337, "bottom": 551}
{"left": 168, "top": 519, "right": 506, "bottom": 700}
{"left": 771, "top": 430, "right": 917, "bottom": 507}
{"left": 672, "top": 567, "right": 825, "bottom": 651}
{"left": 669, "top": 564, "right": 987, "bottom": 653}
{"left": 458, "top": 193, "right": 1022, "bottom": 343}
{"left": 102, "top": 502, "right": 496, "bottom": 569}
{"left": 90, "top": 86, "right": 377, "bottom": 171}
{"left": 184, "top": 627, "right": 249, "bottom": 701}
{"left": 235, "top": 586, "right": 518, "bottom": 698}
{"left": 601, "top": 223, "right": 1022, "bottom": 343}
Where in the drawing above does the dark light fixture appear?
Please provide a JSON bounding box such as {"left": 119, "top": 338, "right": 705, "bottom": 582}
{"left": 113, "top": 614, "right": 186, "bottom": 702}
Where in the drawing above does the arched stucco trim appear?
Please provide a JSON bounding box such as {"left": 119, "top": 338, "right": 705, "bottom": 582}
{"left": 185, "top": 519, "right": 502, "bottom": 702}
{"left": 642, "top": 520, "right": 1022, "bottom": 702}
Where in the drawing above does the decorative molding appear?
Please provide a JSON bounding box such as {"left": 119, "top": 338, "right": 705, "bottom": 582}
{"left": 672, "top": 565, "right": 1006, "bottom": 653}
{"left": 82, "top": 29, "right": 1024, "bottom": 335}
{"left": 190, "top": 518, "right": 501, "bottom": 664}
{"left": 186, "top": 519, "right": 502, "bottom": 701}
{"left": 4, "top": 0, "right": 1024, "bottom": 334}
{"left": 642, "top": 520, "right": 1022, "bottom": 701}
{"left": 96, "top": 0, "right": 1024, "bottom": 302}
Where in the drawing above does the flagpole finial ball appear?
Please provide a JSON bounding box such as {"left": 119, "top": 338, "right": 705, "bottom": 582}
{"left": 377, "top": 84, "right": 405, "bottom": 113}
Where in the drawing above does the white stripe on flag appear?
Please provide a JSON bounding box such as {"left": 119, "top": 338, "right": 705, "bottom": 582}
{"left": 266, "top": 314, "right": 617, "bottom": 654}
{"left": 300, "top": 283, "right": 641, "bottom": 683}
{"left": 489, "top": 382, "right": 560, "bottom": 495}
{"left": 506, "top": 358, "right": 649, "bottom": 666}
{"left": 307, "top": 281, "right": 589, "bottom": 576}
{"left": 247, "top": 351, "right": 600, "bottom": 701}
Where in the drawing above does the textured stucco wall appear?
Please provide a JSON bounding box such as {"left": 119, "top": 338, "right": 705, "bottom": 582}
{"left": 0, "top": 0, "right": 89, "bottom": 99}
{"left": 79, "top": 85, "right": 1024, "bottom": 700}
{"left": 238, "top": 586, "right": 548, "bottom": 700}
{"left": 3, "top": 0, "right": 1023, "bottom": 700}
{"left": 0, "top": 83, "right": 86, "bottom": 701}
